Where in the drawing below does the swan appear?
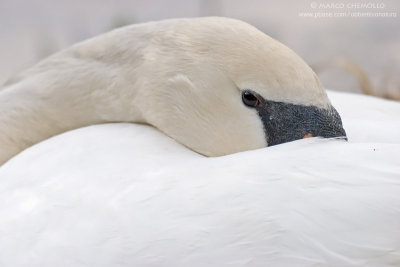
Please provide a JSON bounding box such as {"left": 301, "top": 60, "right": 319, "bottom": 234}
{"left": 1, "top": 17, "right": 399, "bottom": 266}
{"left": 0, "top": 17, "right": 345, "bottom": 165}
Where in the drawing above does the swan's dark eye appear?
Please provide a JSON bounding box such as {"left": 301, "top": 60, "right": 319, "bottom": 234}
{"left": 242, "top": 90, "right": 260, "bottom": 108}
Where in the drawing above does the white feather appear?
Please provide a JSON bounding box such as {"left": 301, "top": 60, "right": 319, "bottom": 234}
{"left": 0, "top": 90, "right": 399, "bottom": 267}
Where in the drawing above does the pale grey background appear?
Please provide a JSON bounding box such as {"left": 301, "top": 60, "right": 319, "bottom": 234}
{"left": 1, "top": 0, "right": 399, "bottom": 97}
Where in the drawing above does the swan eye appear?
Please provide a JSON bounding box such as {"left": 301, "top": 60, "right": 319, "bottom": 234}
{"left": 242, "top": 90, "right": 260, "bottom": 108}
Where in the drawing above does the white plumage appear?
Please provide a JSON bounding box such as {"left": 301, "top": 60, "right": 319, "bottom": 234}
{"left": 0, "top": 91, "right": 399, "bottom": 266}
{"left": 0, "top": 16, "right": 399, "bottom": 266}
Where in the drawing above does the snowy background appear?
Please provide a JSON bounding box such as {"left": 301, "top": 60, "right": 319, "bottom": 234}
{"left": 0, "top": 0, "right": 399, "bottom": 98}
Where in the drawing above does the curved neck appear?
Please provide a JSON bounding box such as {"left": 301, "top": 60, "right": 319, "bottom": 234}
{"left": 0, "top": 40, "right": 145, "bottom": 165}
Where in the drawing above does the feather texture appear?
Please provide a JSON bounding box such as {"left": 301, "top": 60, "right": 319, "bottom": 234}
{"left": 0, "top": 91, "right": 399, "bottom": 267}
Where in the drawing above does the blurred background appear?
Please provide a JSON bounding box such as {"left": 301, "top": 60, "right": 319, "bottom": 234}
{"left": 0, "top": 0, "right": 399, "bottom": 99}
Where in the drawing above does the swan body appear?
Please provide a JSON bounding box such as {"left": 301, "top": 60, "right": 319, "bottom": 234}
{"left": 0, "top": 91, "right": 399, "bottom": 266}
{"left": 0, "top": 17, "right": 345, "bottom": 165}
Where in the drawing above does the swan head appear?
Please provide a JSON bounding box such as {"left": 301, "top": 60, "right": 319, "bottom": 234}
{"left": 134, "top": 17, "right": 346, "bottom": 156}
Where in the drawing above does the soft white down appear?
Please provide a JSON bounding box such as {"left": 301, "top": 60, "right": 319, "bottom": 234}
{"left": 0, "top": 91, "right": 399, "bottom": 266}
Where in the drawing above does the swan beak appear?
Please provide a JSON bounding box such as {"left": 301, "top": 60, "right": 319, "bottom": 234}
{"left": 256, "top": 100, "right": 347, "bottom": 146}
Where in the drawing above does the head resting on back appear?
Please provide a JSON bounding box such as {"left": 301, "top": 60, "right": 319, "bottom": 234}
{"left": 132, "top": 17, "right": 346, "bottom": 156}
{"left": 0, "top": 17, "right": 345, "bottom": 164}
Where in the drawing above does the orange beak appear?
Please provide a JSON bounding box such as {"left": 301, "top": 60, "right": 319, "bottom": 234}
{"left": 303, "top": 133, "right": 313, "bottom": 139}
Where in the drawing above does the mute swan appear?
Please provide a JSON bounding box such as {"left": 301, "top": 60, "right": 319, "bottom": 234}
{"left": 0, "top": 17, "right": 345, "bottom": 165}
{"left": 1, "top": 17, "right": 398, "bottom": 267}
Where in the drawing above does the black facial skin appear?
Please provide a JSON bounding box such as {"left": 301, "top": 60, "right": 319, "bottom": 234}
{"left": 242, "top": 90, "right": 347, "bottom": 146}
